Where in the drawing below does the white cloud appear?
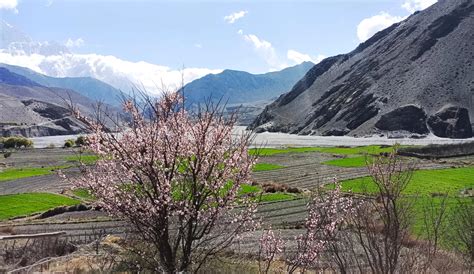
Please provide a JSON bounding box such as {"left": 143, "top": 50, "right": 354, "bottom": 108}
{"left": 0, "top": 52, "right": 221, "bottom": 95}
{"left": 402, "top": 0, "right": 437, "bottom": 13}
{"left": 238, "top": 30, "right": 286, "bottom": 70}
{"left": 194, "top": 43, "right": 202, "bottom": 49}
{"left": 224, "top": 10, "right": 248, "bottom": 24}
{"left": 356, "top": 12, "right": 405, "bottom": 42}
{"left": 0, "top": 0, "right": 18, "bottom": 13}
{"left": 238, "top": 30, "right": 325, "bottom": 71}
{"left": 65, "top": 38, "right": 84, "bottom": 48}
{"left": 287, "top": 49, "right": 325, "bottom": 65}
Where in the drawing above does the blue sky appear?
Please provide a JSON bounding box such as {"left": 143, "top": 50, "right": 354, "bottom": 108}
{"left": 2, "top": 0, "right": 434, "bottom": 72}
{"left": 0, "top": 0, "right": 436, "bottom": 93}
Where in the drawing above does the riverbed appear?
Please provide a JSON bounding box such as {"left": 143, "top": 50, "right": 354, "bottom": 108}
{"left": 30, "top": 127, "right": 474, "bottom": 148}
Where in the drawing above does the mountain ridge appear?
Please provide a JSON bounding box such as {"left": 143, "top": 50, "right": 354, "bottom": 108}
{"left": 250, "top": 0, "right": 474, "bottom": 139}
{"left": 0, "top": 63, "right": 124, "bottom": 106}
{"left": 0, "top": 68, "right": 120, "bottom": 137}
{"left": 181, "top": 62, "right": 314, "bottom": 124}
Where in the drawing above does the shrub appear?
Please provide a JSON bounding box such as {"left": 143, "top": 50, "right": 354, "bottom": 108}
{"left": 0, "top": 137, "right": 33, "bottom": 149}
{"left": 64, "top": 139, "right": 75, "bottom": 148}
{"left": 287, "top": 187, "right": 301, "bottom": 194}
{"left": 3, "top": 152, "right": 12, "bottom": 158}
{"left": 262, "top": 182, "right": 288, "bottom": 193}
{"left": 75, "top": 136, "right": 87, "bottom": 147}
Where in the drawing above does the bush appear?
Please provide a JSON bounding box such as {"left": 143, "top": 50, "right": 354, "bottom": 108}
{"left": 64, "top": 139, "right": 75, "bottom": 148}
{"left": 0, "top": 137, "right": 33, "bottom": 149}
{"left": 3, "top": 152, "right": 12, "bottom": 158}
{"left": 75, "top": 136, "right": 87, "bottom": 147}
{"left": 262, "top": 182, "right": 288, "bottom": 193}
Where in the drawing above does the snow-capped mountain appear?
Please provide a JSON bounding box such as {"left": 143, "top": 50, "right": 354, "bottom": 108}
{"left": 1, "top": 20, "right": 70, "bottom": 56}
{"left": 0, "top": 21, "right": 220, "bottom": 95}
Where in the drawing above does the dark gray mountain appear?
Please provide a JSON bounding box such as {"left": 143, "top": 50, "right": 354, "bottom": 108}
{"left": 0, "top": 63, "right": 123, "bottom": 106}
{"left": 181, "top": 62, "right": 314, "bottom": 124}
{"left": 0, "top": 68, "right": 119, "bottom": 137}
{"left": 250, "top": 0, "right": 474, "bottom": 139}
{"left": 183, "top": 61, "right": 314, "bottom": 105}
{"left": 183, "top": 62, "right": 314, "bottom": 125}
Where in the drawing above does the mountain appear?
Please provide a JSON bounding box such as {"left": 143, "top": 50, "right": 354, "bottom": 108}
{"left": 182, "top": 62, "right": 314, "bottom": 124}
{"left": 0, "top": 20, "right": 220, "bottom": 95}
{"left": 250, "top": 0, "right": 474, "bottom": 139}
{"left": 0, "top": 67, "right": 40, "bottom": 87}
{"left": 0, "top": 20, "right": 69, "bottom": 55}
{"left": 0, "top": 68, "right": 119, "bottom": 137}
{"left": 0, "top": 63, "right": 124, "bottom": 106}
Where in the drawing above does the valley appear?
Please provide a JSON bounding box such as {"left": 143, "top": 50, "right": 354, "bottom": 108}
{"left": 0, "top": 0, "right": 473, "bottom": 272}
{"left": 1, "top": 141, "right": 473, "bottom": 271}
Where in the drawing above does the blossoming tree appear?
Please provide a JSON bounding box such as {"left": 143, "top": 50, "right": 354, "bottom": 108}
{"left": 69, "top": 92, "right": 258, "bottom": 272}
{"left": 258, "top": 181, "right": 355, "bottom": 273}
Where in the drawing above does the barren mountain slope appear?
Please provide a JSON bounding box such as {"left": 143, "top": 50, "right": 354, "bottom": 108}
{"left": 250, "top": 0, "right": 474, "bottom": 138}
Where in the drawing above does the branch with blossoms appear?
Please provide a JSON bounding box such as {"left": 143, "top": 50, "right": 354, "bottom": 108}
{"left": 258, "top": 228, "right": 284, "bottom": 274}
{"left": 65, "top": 90, "right": 260, "bottom": 273}
{"left": 258, "top": 180, "right": 355, "bottom": 274}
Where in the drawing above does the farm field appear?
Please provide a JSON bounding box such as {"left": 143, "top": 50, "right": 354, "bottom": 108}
{"left": 0, "top": 193, "right": 79, "bottom": 220}
{"left": 0, "top": 145, "right": 472, "bottom": 270}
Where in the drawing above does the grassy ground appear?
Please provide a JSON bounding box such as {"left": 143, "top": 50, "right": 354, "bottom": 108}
{"left": 72, "top": 188, "right": 95, "bottom": 200}
{"left": 253, "top": 163, "right": 285, "bottom": 172}
{"left": 240, "top": 183, "right": 298, "bottom": 202}
{"left": 0, "top": 193, "right": 79, "bottom": 220}
{"left": 330, "top": 167, "right": 474, "bottom": 244}
{"left": 250, "top": 145, "right": 395, "bottom": 157}
{"left": 336, "top": 167, "right": 474, "bottom": 196}
{"left": 65, "top": 154, "right": 99, "bottom": 165}
{"left": 75, "top": 183, "right": 298, "bottom": 205}
{"left": 322, "top": 156, "right": 373, "bottom": 168}
{"left": 410, "top": 196, "right": 471, "bottom": 246}
{"left": 0, "top": 166, "right": 68, "bottom": 182}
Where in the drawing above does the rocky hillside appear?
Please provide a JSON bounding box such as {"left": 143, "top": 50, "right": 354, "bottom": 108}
{"left": 250, "top": 0, "right": 474, "bottom": 139}
{"left": 182, "top": 62, "right": 314, "bottom": 124}
{"left": 0, "top": 68, "right": 118, "bottom": 137}
{"left": 0, "top": 63, "right": 124, "bottom": 106}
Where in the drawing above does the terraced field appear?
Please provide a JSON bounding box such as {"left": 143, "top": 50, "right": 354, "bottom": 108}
{"left": 1, "top": 146, "right": 472, "bottom": 257}
{"left": 252, "top": 151, "right": 451, "bottom": 190}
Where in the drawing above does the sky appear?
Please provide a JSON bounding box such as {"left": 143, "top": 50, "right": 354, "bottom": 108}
{"left": 0, "top": 0, "right": 437, "bottom": 93}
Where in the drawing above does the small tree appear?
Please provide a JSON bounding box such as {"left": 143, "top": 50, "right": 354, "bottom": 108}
{"left": 1, "top": 137, "right": 33, "bottom": 149}
{"left": 449, "top": 198, "right": 474, "bottom": 269}
{"left": 258, "top": 181, "right": 355, "bottom": 273}
{"left": 347, "top": 150, "right": 416, "bottom": 274}
{"left": 68, "top": 92, "right": 258, "bottom": 272}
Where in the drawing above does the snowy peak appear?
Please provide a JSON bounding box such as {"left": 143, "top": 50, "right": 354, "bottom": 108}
{"left": 0, "top": 20, "right": 69, "bottom": 56}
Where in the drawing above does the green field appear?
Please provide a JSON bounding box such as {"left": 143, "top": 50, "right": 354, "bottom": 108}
{"left": 250, "top": 145, "right": 395, "bottom": 157}
{"left": 72, "top": 188, "right": 95, "bottom": 200}
{"left": 331, "top": 167, "right": 474, "bottom": 244}
{"left": 240, "top": 184, "right": 297, "bottom": 202}
{"left": 410, "top": 196, "right": 471, "bottom": 244}
{"left": 322, "top": 156, "right": 374, "bottom": 168}
{"left": 0, "top": 166, "right": 67, "bottom": 182}
{"left": 0, "top": 193, "right": 80, "bottom": 220}
{"left": 253, "top": 163, "right": 285, "bottom": 172}
{"left": 336, "top": 167, "right": 474, "bottom": 196}
{"left": 259, "top": 192, "right": 297, "bottom": 202}
{"left": 74, "top": 183, "right": 296, "bottom": 204}
{"left": 65, "top": 154, "right": 99, "bottom": 165}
